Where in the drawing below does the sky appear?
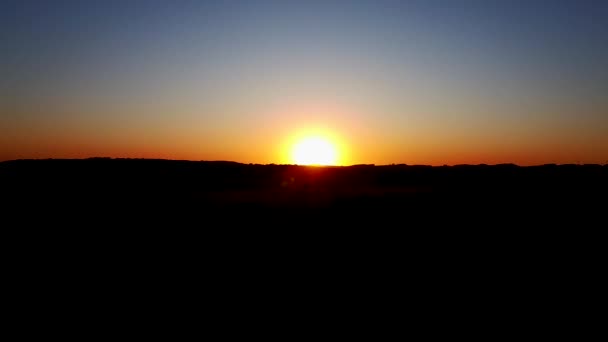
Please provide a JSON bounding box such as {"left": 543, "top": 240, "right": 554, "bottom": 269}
{"left": 2, "top": 0, "right": 607, "bottom": 165}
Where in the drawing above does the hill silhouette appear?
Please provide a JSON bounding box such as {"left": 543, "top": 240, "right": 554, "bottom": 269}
{"left": 3, "top": 158, "right": 604, "bottom": 300}
{"left": 2, "top": 158, "right": 605, "bottom": 225}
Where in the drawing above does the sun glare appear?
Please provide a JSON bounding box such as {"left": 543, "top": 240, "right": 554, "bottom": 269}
{"left": 292, "top": 136, "right": 338, "bottom": 165}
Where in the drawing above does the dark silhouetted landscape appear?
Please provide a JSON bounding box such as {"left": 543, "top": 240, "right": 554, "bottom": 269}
{"left": 3, "top": 158, "right": 605, "bottom": 315}
{"left": 3, "top": 158, "right": 606, "bottom": 226}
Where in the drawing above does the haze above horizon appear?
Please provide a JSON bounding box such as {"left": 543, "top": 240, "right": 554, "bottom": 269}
{"left": 2, "top": 0, "right": 607, "bottom": 165}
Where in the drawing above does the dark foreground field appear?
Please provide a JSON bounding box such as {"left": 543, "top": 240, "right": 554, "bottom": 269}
{"left": 3, "top": 158, "right": 605, "bottom": 269}
{"left": 2, "top": 158, "right": 606, "bottom": 224}
{"left": 3, "top": 158, "right": 604, "bottom": 312}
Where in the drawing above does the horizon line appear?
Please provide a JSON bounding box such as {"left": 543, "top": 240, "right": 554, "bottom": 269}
{"left": 1, "top": 157, "right": 606, "bottom": 168}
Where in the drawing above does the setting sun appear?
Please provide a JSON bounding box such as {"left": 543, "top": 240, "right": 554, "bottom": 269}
{"left": 292, "top": 136, "right": 338, "bottom": 165}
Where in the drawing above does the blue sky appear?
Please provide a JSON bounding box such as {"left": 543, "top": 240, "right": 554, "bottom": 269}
{"left": 2, "top": 0, "right": 607, "bottom": 164}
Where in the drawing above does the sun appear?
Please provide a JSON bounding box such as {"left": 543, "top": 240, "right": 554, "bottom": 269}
{"left": 292, "top": 136, "right": 338, "bottom": 165}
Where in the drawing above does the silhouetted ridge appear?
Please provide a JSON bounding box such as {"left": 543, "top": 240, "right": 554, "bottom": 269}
{"left": 1, "top": 158, "right": 605, "bottom": 225}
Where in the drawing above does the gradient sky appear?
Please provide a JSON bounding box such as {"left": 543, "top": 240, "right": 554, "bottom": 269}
{"left": 2, "top": 0, "right": 607, "bottom": 165}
